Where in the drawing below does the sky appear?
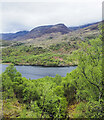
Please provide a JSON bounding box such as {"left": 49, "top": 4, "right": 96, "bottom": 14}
{"left": 0, "top": 0, "right": 103, "bottom": 33}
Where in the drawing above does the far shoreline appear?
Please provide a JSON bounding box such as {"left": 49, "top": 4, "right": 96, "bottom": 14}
{"left": 1, "top": 62, "right": 78, "bottom": 67}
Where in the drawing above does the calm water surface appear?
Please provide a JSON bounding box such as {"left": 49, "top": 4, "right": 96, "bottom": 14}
{"left": 0, "top": 64, "right": 77, "bottom": 79}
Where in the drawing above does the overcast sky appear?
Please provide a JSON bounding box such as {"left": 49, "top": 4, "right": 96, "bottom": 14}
{"left": 0, "top": 0, "right": 103, "bottom": 33}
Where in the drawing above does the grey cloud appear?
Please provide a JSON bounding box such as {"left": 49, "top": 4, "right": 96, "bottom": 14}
{"left": 1, "top": 1, "right": 102, "bottom": 33}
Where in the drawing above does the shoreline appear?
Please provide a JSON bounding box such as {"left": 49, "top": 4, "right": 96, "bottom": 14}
{"left": 1, "top": 62, "right": 77, "bottom": 67}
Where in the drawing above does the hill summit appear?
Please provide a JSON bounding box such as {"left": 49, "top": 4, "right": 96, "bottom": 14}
{"left": 1, "top": 23, "right": 70, "bottom": 41}
{"left": 20, "top": 23, "right": 70, "bottom": 40}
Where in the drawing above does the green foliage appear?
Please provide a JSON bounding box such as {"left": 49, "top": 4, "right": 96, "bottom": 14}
{"left": 73, "top": 100, "right": 104, "bottom": 118}
{"left": 22, "top": 80, "right": 39, "bottom": 103}
{"left": 70, "top": 37, "right": 103, "bottom": 118}
{"left": 2, "top": 65, "right": 69, "bottom": 118}
{"left": 73, "top": 102, "right": 87, "bottom": 118}
{"left": 74, "top": 38, "right": 103, "bottom": 101}
{"left": 2, "top": 73, "right": 14, "bottom": 99}
{"left": 49, "top": 42, "right": 72, "bottom": 51}
{"left": 4, "top": 64, "right": 17, "bottom": 81}
{"left": 2, "top": 45, "right": 77, "bottom": 66}
{"left": 85, "top": 101, "right": 104, "bottom": 118}
{"left": 1, "top": 35, "right": 103, "bottom": 118}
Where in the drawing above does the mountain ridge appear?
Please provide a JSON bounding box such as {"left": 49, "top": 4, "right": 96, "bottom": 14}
{"left": 68, "top": 21, "right": 100, "bottom": 30}
{"left": 0, "top": 31, "right": 29, "bottom": 41}
{"left": 0, "top": 21, "right": 100, "bottom": 41}
{"left": 19, "top": 23, "right": 70, "bottom": 40}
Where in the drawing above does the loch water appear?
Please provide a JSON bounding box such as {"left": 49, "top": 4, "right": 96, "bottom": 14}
{"left": 1, "top": 64, "right": 77, "bottom": 79}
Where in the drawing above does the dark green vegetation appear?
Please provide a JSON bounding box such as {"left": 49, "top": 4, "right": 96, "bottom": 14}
{"left": 1, "top": 36, "right": 104, "bottom": 118}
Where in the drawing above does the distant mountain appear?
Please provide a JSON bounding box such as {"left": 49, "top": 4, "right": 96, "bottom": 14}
{"left": 31, "top": 23, "right": 69, "bottom": 35}
{"left": 1, "top": 24, "right": 70, "bottom": 41}
{"left": 0, "top": 31, "right": 29, "bottom": 40}
{"left": 15, "top": 24, "right": 70, "bottom": 41}
{"left": 69, "top": 22, "right": 100, "bottom": 31}
{"left": 0, "top": 22, "right": 100, "bottom": 41}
